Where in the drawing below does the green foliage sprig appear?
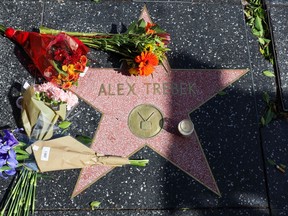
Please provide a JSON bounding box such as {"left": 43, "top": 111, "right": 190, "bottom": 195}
{"left": 243, "top": 0, "right": 274, "bottom": 64}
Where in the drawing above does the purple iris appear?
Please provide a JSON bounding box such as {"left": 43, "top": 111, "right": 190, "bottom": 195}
{"left": 0, "top": 130, "right": 19, "bottom": 178}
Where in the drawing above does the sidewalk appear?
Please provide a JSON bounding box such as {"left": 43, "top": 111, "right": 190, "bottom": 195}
{"left": 0, "top": 0, "right": 287, "bottom": 215}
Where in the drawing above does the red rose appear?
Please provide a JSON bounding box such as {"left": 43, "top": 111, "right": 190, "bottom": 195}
{"left": 5, "top": 27, "right": 16, "bottom": 38}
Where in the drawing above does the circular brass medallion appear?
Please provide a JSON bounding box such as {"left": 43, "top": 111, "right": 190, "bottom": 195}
{"left": 128, "top": 104, "right": 163, "bottom": 139}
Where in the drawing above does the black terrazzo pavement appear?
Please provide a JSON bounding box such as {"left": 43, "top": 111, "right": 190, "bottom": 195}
{"left": 0, "top": 0, "right": 287, "bottom": 215}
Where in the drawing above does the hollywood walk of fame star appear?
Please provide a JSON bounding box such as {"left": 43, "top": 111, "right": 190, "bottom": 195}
{"left": 70, "top": 6, "right": 248, "bottom": 198}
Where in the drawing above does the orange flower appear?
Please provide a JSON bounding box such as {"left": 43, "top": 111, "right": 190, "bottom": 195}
{"left": 74, "top": 62, "right": 84, "bottom": 72}
{"left": 74, "top": 72, "right": 80, "bottom": 81}
{"left": 135, "top": 51, "right": 159, "bottom": 66}
{"left": 145, "top": 22, "right": 156, "bottom": 35}
{"left": 51, "top": 75, "right": 62, "bottom": 86}
{"left": 138, "top": 64, "right": 154, "bottom": 76}
{"left": 134, "top": 51, "right": 159, "bottom": 76}
{"left": 62, "top": 82, "right": 72, "bottom": 90}
{"left": 68, "top": 73, "right": 76, "bottom": 81}
{"left": 80, "top": 55, "right": 88, "bottom": 66}
{"left": 68, "top": 70, "right": 79, "bottom": 82}
{"left": 58, "top": 73, "right": 68, "bottom": 82}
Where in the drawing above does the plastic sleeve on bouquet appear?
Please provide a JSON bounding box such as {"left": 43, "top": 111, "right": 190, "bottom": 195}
{"left": 21, "top": 86, "right": 66, "bottom": 140}
{"left": 5, "top": 28, "right": 89, "bottom": 87}
{"left": 31, "top": 136, "right": 130, "bottom": 172}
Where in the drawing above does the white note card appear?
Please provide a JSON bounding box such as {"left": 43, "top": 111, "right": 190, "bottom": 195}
{"left": 41, "top": 147, "right": 50, "bottom": 161}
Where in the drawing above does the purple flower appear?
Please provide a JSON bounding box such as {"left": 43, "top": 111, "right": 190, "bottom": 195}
{"left": 7, "top": 149, "right": 18, "bottom": 167}
{"left": 0, "top": 157, "right": 6, "bottom": 166}
{"left": 3, "top": 130, "right": 19, "bottom": 147}
{"left": 0, "top": 130, "right": 19, "bottom": 178}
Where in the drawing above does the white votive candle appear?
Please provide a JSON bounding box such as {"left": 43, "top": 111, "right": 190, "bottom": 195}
{"left": 178, "top": 119, "right": 194, "bottom": 136}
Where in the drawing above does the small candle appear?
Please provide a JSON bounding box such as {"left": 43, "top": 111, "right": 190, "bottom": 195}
{"left": 178, "top": 119, "right": 194, "bottom": 136}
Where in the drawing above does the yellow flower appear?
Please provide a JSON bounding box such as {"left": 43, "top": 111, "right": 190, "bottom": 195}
{"left": 67, "top": 64, "right": 75, "bottom": 73}
{"left": 144, "top": 44, "right": 154, "bottom": 52}
{"left": 62, "top": 65, "right": 68, "bottom": 72}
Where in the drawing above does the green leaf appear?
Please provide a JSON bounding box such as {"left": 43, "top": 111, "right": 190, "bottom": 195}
{"left": 260, "top": 116, "right": 265, "bottom": 125}
{"left": 18, "top": 141, "right": 27, "bottom": 147}
{"left": 58, "top": 121, "right": 72, "bottom": 129}
{"left": 15, "top": 149, "right": 30, "bottom": 155}
{"left": 138, "top": 19, "right": 146, "bottom": 28}
{"left": 0, "top": 166, "right": 11, "bottom": 171}
{"left": 267, "top": 159, "right": 276, "bottom": 166}
{"left": 76, "top": 135, "right": 93, "bottom": 146}
{"left": 126, "top": 21, "right": 137, "bottom": 34}
{"left": 262, "top": 70, "right": 275, "bottom": 77}
{"left": 90, "top": 201, "right": 101, "bottom": 210}
{"left": 254, "top": 16, "right": 263, "bottom": 31}
{"left": 255, "top": 7, "right": 265, "bottom": 19}
{"left": 155, "top": 38, "right": 163, "bottom": 44}
{"left": 16, "top": 154, "right": 30, "bottom": 161}
{"left": 258, "top": 37, "right": 265, "bottom": 45}
{"left": 61, "top": 128, "right": 69, "bottom": 134}
{"left": 251, "top": 28, "right": 262, "bottom": 37}
{"left": 259, "top": 47, "right": 265, "bottom": 55}
{"left": 263, "top": 38, "right": 271, "bottom": 43}
{"left": 280, "top": 164, "right": 286, "bottom": 169}
{"left": 218, "top": 91, "right": 227, "bottom": 96}
{"left": 263, "top": 46, "right": 271, "bottom": 57}
{"left": 262, "top": 92, "right": 270, "bottom": 104}
{"left": 263, "top": 107, "right": 274, "bottom": 125}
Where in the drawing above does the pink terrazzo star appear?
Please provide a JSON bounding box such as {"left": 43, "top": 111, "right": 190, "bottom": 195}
{"left": 70, "top": 6, "right": 249, "bottom": 198}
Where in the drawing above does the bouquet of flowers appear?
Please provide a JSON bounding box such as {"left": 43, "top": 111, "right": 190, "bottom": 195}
{"left": 0, "top": 130, "right": 29, "bottom": 178}
{"left": 0, "top": 129, "right": 148, "bottom": 216}
{"left": 1, "top": 18, "right": 169, "bottom": 79}
{"left": 21, "top": 82, "right": 78, "bottom": 140}
{"left": 31, "top": 136, "right": 148, "bottom": 172}
{"left": 40, "top": 19, "right": 170, "bottom": 76}
{"left": 0, "top": 129, "right": 35, "bottom": 216}
{"left": 1, "top": 26, "right": 89, "bottom": 89}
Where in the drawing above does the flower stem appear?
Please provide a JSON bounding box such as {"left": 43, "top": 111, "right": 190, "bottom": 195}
{"left": 129, "top": 159, "right": 149, "bottom": 167}
{"left": 80, "top": 41, "right": 131, "bottom": 58}
{"left": 7, "top": 169, "right": 26, "bottom": 216}
{"left": 0, "top": 169, "right": 24, "bottom": 215}
{"left": 1, "top": 168, "right": 37, "bottom": 216}
{"left": 39, "top": 26, "right": 109, "bottom": 37}
{"left": 32, "top": 173, "right": 37, "bottom": 214}
{"left": 0, "top": 24, "right": 6, "bottom": 35}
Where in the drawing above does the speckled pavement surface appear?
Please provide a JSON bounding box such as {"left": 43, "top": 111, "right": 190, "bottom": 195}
{"left": 0, "top": 0, "right": 287, "bottom": 215}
